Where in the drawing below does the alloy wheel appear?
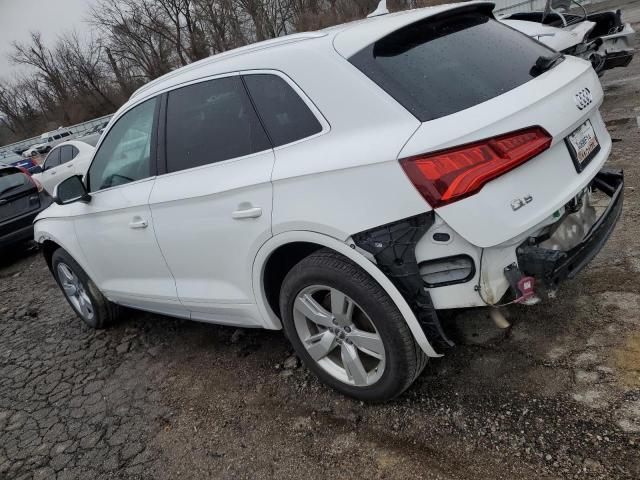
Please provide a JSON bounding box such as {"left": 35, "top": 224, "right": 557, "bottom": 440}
{"left": 292, "top": 285, "right": 385, "bottom": 387}
{"left": 57, "top": 263, "right": 94, "bottom": 321}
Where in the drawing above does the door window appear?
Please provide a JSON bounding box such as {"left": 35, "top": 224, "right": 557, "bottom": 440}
{"left": 88, "top": 98, "right": 157, "bottom": 192}
{"left": 243, "top": 74, "right": 322, "bottom": 147}
{"left": 165, "top": 76, "right": 270, "bottom": 173}
{"left": 44, "top": 148, "right": 62, "bottom": 170}
{"left": 60, "top": 146, "right": 74, "bottom": 164}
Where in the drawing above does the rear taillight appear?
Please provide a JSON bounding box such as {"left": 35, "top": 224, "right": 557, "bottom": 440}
{"left": 400, "top": 127, "right": 552, "bottom": 208}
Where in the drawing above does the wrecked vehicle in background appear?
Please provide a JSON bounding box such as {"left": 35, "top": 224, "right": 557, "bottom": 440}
{"left": 500, "top": 0, "right": 635, "bottom": 75}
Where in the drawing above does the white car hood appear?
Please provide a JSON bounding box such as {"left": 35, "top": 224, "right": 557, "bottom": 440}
{"left": 501, "top": 18, "right": 595, "bottom": 51}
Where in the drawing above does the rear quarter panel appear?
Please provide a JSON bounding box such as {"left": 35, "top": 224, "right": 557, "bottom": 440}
{"left": 267, "top": 44, "right": 430, "bottom": 240}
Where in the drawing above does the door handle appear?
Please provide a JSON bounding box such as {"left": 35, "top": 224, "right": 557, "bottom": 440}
{"left": 66, "top": 164, "right": 73, "bottom": 168}
{"left": 129, "top": 218, "right": 148, "bottom": 229}
{"left": 232, "top": 206, "right": 262, "bottom": 219}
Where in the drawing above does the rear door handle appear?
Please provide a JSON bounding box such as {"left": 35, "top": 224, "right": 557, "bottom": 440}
{"left": 232, "top": 206, "right": 262, "bottom": 219}
{"left": 129, "top": 218, "right": 148, "bottom": 229}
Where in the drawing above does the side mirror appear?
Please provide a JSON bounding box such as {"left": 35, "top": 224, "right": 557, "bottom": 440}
{"left": 53, "top": 175, "right": 90, "bottom": 205}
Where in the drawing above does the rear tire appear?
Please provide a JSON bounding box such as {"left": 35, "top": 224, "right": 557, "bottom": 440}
{"left": 279, "top": 248, "right": 427, "bottom": 402}
{"left": 51, "top": 249, "right": 121, "bottom": 329}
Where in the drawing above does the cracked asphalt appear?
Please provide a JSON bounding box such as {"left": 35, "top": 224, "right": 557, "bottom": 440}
{"left": 1, "top": 2, "right": 640, "bottom": 478}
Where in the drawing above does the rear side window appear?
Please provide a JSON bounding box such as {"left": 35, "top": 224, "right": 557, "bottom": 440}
{"left": 60, "top": 146, "right": 74, "bottom": 164}
{"left": 243, "top": 74, "right": 322, "bottom": 147}
{"left": 349, "top": 12, "right": 554, "bottom": 122}
{"left": 44, "top": 148, "right": 62, "bottom": 170}
{"left": 166, "top": 76, "right": 270, "bottom": 173}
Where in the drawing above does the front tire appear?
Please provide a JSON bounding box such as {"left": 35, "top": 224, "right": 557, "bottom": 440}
{"left": 51, "top": 249, "right": 120, "bottom": 329}
{"left": 279, "top": 249, "right": 427, "bottom": 402}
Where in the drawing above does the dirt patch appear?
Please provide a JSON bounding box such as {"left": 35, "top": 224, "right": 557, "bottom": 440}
{"left": 612, "top": 332, "right": 640, "bottom": 389}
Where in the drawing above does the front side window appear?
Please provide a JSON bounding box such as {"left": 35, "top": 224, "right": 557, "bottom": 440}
{"left": 88, "top": 98, "right": 157, "bottom": 192}
{"left": 243, "top": 74, "right": 322, "bottom": 147}
{"left": 166, "top": 76, "right": 270, "bottom": 173}
{"left": 44, "top": 148, "right": 62, "bottom": 170}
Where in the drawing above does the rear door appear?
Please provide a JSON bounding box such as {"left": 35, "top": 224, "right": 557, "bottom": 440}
{"left": 344, "top": 7, "right": 610, "bottom": 247}
{"left": 40, "top": 147, "right": 63, "bottom": 192}
{"left": 149, "top": 74, "right": 274, "bottom": 326}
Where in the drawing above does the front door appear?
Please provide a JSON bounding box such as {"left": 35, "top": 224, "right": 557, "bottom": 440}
{"left": 73, "top": 97, "right": 184, "bottom": 316}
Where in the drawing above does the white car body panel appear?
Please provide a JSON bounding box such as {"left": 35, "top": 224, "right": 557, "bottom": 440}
{"left": 72, "top": 179, "right": 184, "bottom": 313}
{"left": 148, "top": 149, "right": 275, "bottom": 324}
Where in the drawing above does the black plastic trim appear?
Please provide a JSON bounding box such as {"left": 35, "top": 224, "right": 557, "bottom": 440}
{"left": 352, "top": 212, "right": 454, "bottom": 353}
{"left": 517, "top": 168, "right": 623, "bottom": 286}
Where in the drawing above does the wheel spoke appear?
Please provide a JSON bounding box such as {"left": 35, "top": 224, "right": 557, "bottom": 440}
{"left": 62, "top": 284, "right": 77, "bottom": 297}
{"left": 348, "top": 329, "right": 385, "bottom": 360}
{"left": 295, "top": 293, "right": 334, "bottom": 328}
{"left": 58, "top": 264, "right": 75, "bottom": 283}
{"left": 330, "top": 289, "right": 354, "bottom": 325}
{"left": 305, "top": 330, "right": 337, "bottom": 361}
{"left": 341, "top": 343, "right": 368, "bottom": 386}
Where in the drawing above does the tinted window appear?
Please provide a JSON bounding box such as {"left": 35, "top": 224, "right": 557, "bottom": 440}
{"left": 166, "top": 76, "right": 270, "bottom": 173}
{"left": 243, "top": 74, "right": 322, "bottom": 147}
{"left": 349, "top": 13, "right": 554, "bottom": 122}
{"left": 88, "top": 98, "right": 157, "bottom": 192}
{"left": 0, "top": 169, "right": 28, "bottom": 197}
{"left": 60, "top": 146, "right": 74, "bottom": 164}
{"left": 44, "top": 148, "right": 62, "bottom": 170}
{"left": 53, "top": 135, "right": 61, "bottom": 140}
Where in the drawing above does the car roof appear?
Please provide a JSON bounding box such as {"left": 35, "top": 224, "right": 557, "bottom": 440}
{"left": 128, "top": 1, "right": 495, "bottom": 105}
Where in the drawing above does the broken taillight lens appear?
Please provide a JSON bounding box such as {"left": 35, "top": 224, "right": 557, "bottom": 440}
{"left": 400, "top": 127, "right": 552, "bottom": 208}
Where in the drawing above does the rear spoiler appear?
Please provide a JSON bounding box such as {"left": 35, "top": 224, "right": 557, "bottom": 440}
{"left": 333, "top": 1, "right": 496, "bottom": 58}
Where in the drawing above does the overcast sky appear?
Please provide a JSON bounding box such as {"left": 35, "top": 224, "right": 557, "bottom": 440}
{"left": 0, "top": 0, "right": 99, "bottom": 81}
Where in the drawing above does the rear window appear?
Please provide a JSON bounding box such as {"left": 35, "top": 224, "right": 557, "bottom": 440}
{"left": 349, "top": 12, "right": 554, "bottom": 122}
{"left": 0, "top": 169, "right": 28, "bottom": 197}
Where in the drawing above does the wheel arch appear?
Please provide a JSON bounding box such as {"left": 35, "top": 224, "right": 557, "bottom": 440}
{"left": 253, "top": 231, "right": 440, "bottom": 357}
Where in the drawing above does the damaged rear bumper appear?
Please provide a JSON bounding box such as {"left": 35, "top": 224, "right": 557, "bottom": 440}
{"left": 516, "top": 168, "right": 623, "bottom": 286}
{"left": 603, "top": 49, "right": 634, "bottom": 70}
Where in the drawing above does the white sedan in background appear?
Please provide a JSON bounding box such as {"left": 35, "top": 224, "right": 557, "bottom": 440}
{"left": 32, "top": 140, "right": 96, "bottom": 194}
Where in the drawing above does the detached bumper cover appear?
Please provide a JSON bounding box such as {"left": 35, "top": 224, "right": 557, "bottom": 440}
{"left": 516, "top": 168, "right": 623, "bottom": 286}
{"left": 603, "top": 49, "right": 634, "bottom": 70}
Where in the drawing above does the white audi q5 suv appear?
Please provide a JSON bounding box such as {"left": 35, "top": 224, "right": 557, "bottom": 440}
{"left": 34, "top": 1, "right": 623, "bottom": 401}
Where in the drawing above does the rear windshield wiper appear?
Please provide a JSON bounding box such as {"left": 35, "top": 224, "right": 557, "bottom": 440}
{"left": 530, "top": 52, "right": 564, "bottom": 77}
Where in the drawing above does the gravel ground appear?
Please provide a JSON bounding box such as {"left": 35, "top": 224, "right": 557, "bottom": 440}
{"left": 2, "top": 4, "right": 640, "bottom": 478}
